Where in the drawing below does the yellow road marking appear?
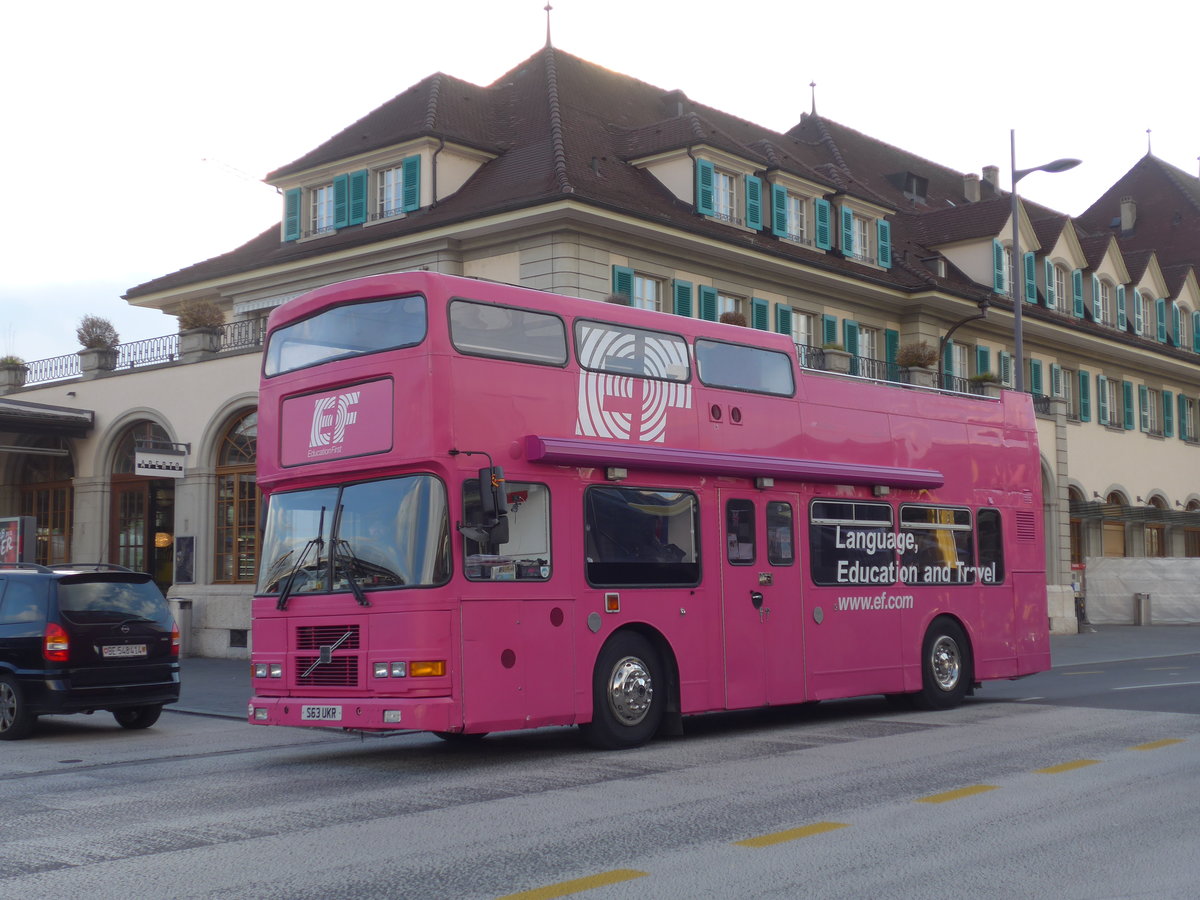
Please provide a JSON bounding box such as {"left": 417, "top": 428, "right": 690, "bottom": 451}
{"left": 1132, "top": 739, "right": 1185, "bottom": 751}
{"left": 736, "top": 821, "right": 850, "bottom": 847}
{"left": 1035, "top": 759, "right": 1100, "bottom": 774}
{"left": 917, "top": 784, "right": 998, "bottom": 804}
{"left": 1145, "top": 666, "right": 1184, "bottom": 671}
{"left": 1061, "top": 670, "right": 1103, "bottom": 676}
{"left": 498, "top": 870, "right": 648, "bottom": 900}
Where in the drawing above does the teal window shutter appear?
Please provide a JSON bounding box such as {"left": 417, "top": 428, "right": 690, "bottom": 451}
{"left": 1171, "top": 302, "right": 1182, "bottom": 346}
{"left": 401, "top": 155, "right": 421, "bottom": 212}
{"left": 876, "top": 220, "right": 892, "bottom": 268}
{"left": 814, "top": 200, "right": 832, "bottom": 250}
{"left": 1193, "top": 312, "right": 1200, "bottom": 352}
{"left": 1164, "top": 390, "right": 1175, "bottom": 437}
{"left": 993, "top": 240, "right": 1006, "bottom": 293}
{"left": 1091, "top": 275, "right": 1101, "bottom": 321}
{"left": 283, "top": 188, "right": 302, "bottom": 241}
{"left": 1044, "top": 259, "right": 1055, "bottom": 307}
{"left": 672, "top": 280, "right": 692, "bottom": 317}
{"left": 1139, "top": 384, "right": 1149, "bottom": 432}
{"left": 840, "top": 206, "right": 854, "bottom": 255}
{"left": 771, "top": 184, "right": 788, "bottom": 237}
{"left": 1051, "top": 363, "right": 1062, "bottom": 397}
{"left": 333, "top": 173, "right": 350, "bottom": 229}
{"left": 822, "top": 314, "right": 838, "bottom": 346}
{"left": 744, "top": 176, "right": 763, "bottom": 230}
{"left": 976, "top": 345, "right": 991, "bottom": 377}
{"left": 1156, "top": 297, "right": 1167, "bottom": 342}
{"left": 695, "top": 159, "right": 715, "bottom": 215}
{"left": 1116, "top": 284, "right": 1127, "bottom": 330}
{"left": 699, "top": 285, "right": 718, "bottom": 322}
{"left": 886, "top": 329, "right": 900, "bottom": 381}
{"left": 1072, "top": 269, "right": 1084, "bottom": 317}
{"left": 1133, "top": 288, "right": 1143, "bottom": 334}
{"left": 348, "top": 169, "right": 369, "bottom": 225}
{"left": 1029, "top": 359, "right": 1043, "bottom": 396}
{"left": 943, "top": 340, "right": 955, "bottom": 377}
{"left": 999, "top": 352, "right": 1012, "bottom": 386}
{"left": 842, "top": 320, "right": 860, "bottom": 355}
{"left": 611, "top": 265, "right": 634, "bottom": 300}
{"left": 1097, "top": 375, "right": 1109, "bottom": 424}
{"left": 774, "top": 303, "right": 793, "bottom": 335}
{"left": 1079, "top": 369, "right": 1091, "bottom": 422}
{"left": 1123, "top": 381, "right": 1135, "bottom": 430}
{"left": 751, "top": 297, "right": 769, "bottom": 330}
{"left": 1179, "top": 393, "right": 1189, "bottom": 440}
{"left": 1024, "top": 252, "right": 1037, "bottom": 304}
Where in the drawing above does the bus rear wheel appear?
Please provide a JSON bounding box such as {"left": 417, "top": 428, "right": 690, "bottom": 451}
{"left": 582, "top": 632, "right": 664, "bottom": 750}
{"left": 913, "top": 618, "right": 971, "bottom": 710}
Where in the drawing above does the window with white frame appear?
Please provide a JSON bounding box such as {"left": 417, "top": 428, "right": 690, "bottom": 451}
{"left": 311, "top": 184, "right": 335, "bottom": 234}
{"left": 1145, "top": 387, "right": 1162, "bottom": 435}
{"left": 859, "top": 326, "right": 879, "bottom": 362}
{"left": 1098, "top": 279, "right": 1114, "bottom": 326}
{"left": 1054, "top": 265, "right": 1069, "bottom": 313}
{"left": 949, "top": 343, "right": 968, "bottom": 379}
{"left": 1003, "top": 248, "right": 1014, "bottom": 298}
{"left": 717, "top": 292, "right": 744, "bottom": 320}
{"left": 1182, "top": 396, "right": 1197, "bottom": 441}
{"left": 786, "top": 194, "right": 807, "bottom": 243}
{"left": 1104, "top": 378, "right": 1122, "bottom": 427}
{"left": 791, "top": 310, "right": 815, "bottom": 348}
{"left": 632, "top": 275, "right": 663, "bottom": 312}
{"left": 713, "top": 170, "right": 737, "bottom": 222}
{"left": 1141, "top": 293, "right": 1153, "bottom": 336}
{"left": 852, "top": 215, "right": 872, "bottom": 262}
{"left": 1062, "top": 367, "right": 1077, "bottom": 421}
{"left": 378, "top": 166, "right": 408, "bottom": 219}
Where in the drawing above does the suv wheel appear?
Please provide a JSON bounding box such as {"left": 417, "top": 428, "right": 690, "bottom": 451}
{"left": 112, "top": 704, "right": 163, "bottom": 730}
{"left": 0, "top": 675, "right": 37, "bottom": 740}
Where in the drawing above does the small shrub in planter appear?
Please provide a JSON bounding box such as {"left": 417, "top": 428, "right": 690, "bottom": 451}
{"left": 76, "top": 315, "right": 120, "bottom": 350}
{"left": 719, "top": 311, "right": 748, "bottom": 327}
{"left": 0, "top": 354, "right": 25, "bottom": 367}
{"left": 177, "top": 300, "right": 225, "bottom": 331}
{"left": 896, "top": 341, "right": 938, "bottom": 368}
{"left": 821, "top": 342, "right": 845, "bottom": 352}
{"left": 969, "top": 372, "right": 998, "bottom": 384}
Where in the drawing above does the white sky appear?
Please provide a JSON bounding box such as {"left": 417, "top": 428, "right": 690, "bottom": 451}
{"left": 3, "top": 0, "right": 1197, "bottom": 362}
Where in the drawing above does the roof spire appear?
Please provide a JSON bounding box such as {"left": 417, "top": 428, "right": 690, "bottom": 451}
{"left": 810, "top": 81, "right": 817, "bottom": 116}
{"left": 544, "top": 2, "right": 553, "bottom": 47}
{"left": 1147, "top": 128, "right": 1152, "bottom": 155}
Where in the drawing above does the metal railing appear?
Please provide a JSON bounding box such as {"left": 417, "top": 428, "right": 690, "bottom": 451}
{"left": 20, "top": 318, "right": 267, "bottom": 387}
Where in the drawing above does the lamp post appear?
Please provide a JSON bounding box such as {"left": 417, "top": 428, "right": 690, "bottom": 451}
{"left": 1010, "top": 130, "right": 1080, "bottom": 393}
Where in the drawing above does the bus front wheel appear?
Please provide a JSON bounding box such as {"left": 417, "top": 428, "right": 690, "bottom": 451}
{"left": 913, "top": 618, "right": 971, "bottom": 710}
{"left": 582, "top": 632, "right": 664, "bottom": 750}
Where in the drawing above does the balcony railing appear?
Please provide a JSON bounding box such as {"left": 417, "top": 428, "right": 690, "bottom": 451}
{"left": 20, "top": 319, "right": 266, "bottom": 388}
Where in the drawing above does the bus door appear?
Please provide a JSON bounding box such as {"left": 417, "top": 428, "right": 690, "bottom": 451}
{"left": 718, "top": 491, "right": 806, "bottom": 710}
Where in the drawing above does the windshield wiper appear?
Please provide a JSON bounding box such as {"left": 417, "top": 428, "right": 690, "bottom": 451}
{"left": 277, "top": 507, "right": 326, "bottom": 611}
{"left": 332, "top": 538, "right": 371, "bottom": 607}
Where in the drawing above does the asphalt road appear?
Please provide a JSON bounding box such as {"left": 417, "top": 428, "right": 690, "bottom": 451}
{"left": 2, "top": 630, "right": 1198, "bottom": 899}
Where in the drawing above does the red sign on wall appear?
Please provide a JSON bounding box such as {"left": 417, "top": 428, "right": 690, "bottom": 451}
{"left": 0, "top": 517, "right": 36, "bottom": 564}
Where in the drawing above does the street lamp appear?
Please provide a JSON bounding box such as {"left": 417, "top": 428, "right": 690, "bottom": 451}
{"left": 1010, "top": 129, "right": 1080, "bottom": 393}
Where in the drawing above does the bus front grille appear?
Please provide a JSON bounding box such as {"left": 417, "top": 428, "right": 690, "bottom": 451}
{"left": 295, "top": 624, "right": 361, "bottom": 650}
{"left": 295, "top": 655, "right": 359, "bottom": 687}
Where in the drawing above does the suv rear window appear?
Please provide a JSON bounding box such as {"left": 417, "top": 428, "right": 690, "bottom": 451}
{"left": 55, "top": 574, "right": 172, "bottom": 625}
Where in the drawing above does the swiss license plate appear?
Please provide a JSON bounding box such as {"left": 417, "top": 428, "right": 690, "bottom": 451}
{"left": 102, "top": 643, "right": 147, "bottom": 659}
{"left": 301, "top": 705, "right": 342, "bottom": 722}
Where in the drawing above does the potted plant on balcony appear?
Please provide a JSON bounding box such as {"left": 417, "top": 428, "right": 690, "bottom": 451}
{"left": 0, "top": 354, "right": 28, "bottom": 392}
{"left": 896, "top": 341, "right": 938, "bottom": 387}
{"left": 820, "top": 341, "right": 852, "bottom": 374}
{"left": 969, "top": 371, "right": 1001, "bottom": 397}
{"left": 76, "top": 315, "right": 120, "bottom": 375}
{"left": 177, "top": 300, "right": 225, "bottom": 360}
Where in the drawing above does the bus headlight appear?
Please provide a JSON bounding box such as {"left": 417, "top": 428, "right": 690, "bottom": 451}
{"left": 374, "top": 662, "right": 390, "bottom": 678}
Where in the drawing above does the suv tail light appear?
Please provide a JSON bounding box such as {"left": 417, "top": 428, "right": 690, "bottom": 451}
{"left": 170, "top": 622, "right": 181, "bottom": 657}
{"left": 44, "top": 622, "right": 70, "bottom": 662}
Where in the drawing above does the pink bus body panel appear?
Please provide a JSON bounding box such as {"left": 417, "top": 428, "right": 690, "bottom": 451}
{"left": 250, "top": 272, "right": 1049, "bottom": 736}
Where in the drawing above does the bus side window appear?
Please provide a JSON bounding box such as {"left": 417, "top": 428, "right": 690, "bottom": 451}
{"left": 462, "top": 480, "right": 552, "bottom": 581}
{"left": 726, "top": 499, "right": 756, "bottom": 564}
{"left": 766, "top": 501, "right": 795, "bottom": 565}
{"left": 976, "top": 508, "right": 1005, "bottom": 584}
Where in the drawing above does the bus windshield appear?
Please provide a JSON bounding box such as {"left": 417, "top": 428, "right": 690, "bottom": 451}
{"left": 256, "top": 475, "right": 451, "bottom": 595}
{"left": 264, "top": 294, "right": 427, "bottom": 376}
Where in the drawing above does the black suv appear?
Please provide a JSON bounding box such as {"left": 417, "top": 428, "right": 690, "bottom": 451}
{"left": 0, "top": 563, "right": 180, "bottom": 739}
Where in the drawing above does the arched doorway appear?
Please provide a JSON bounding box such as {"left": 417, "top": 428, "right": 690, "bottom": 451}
{"left": 18, "top": 445, "right": 74, "bottom": 565}
{"left": 110, "top": 421, "right": 175, "bottom": 589}
{"left": 1144, "top": 496, "right": 1167, "bottom": 557}
{"left": 214, "top": 410, "right": 258, "bottom": 583}
{"left": 1101, "top": 491, "right": 1127, "bottom": 557}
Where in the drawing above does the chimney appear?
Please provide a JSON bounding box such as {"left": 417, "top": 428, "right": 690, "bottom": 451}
{"left": 963, "top": 173, "right": 981, "bottom": 203}
{"left": 1120, "top": 196, "right": 1137, "bottom": 231}
{"left": 663, "top": 89, "right": 688, "bottom": 118}
{"left": 982, "top": 165, "right": 1000, "bottom": 193}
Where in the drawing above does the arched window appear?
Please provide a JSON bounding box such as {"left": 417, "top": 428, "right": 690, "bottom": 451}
{"left": 18, "top": 446, "right": 74, "bottom": 565}
{"left": 1145, "top": 496, "right": 1167, "bottom": 557}
{"left": 1068, "top": 486, "right": 1086, "bottom": 567}
{"left": 214, "top": 410, "right": 258, "bottom": 583}
{"left": 1102, "top": 491, "right": 1127, "bottom": 558}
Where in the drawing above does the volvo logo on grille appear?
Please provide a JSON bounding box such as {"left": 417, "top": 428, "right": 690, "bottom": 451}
{"left": 301, "top": 630, "right": 355, "bottom": 679}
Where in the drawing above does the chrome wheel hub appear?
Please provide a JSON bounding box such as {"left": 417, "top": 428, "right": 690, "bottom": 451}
{"left": 0, "top": 683, "right": 15, "bottom": 731}
{"left": 607, "top": 655, "right": 653, "bottom": 726}
{"left": 930, "top": 636, "right": 961, "bottom": 691}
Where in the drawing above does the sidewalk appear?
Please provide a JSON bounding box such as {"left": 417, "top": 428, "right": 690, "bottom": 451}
{"left": 173, "top": 624, "right": 1200, "bottom": 721}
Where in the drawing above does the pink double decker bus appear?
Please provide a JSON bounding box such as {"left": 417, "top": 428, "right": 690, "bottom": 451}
{"left": 249, "top": 272, "right": 1048, "bottom": 749}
